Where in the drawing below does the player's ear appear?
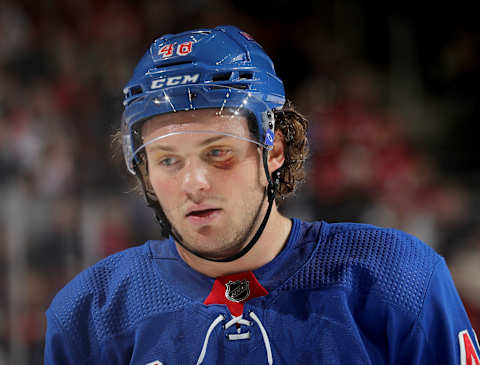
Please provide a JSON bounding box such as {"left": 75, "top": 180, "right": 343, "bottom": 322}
{"left": 268, "top": 129, "right": 285, "bottom": 173}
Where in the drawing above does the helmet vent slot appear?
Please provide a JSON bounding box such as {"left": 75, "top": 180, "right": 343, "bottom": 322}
{"left": 130, "top": 86, "right": 143, "bottom": 96}
{"left": 239, "top": 72, "right": 253, "bottom": 79}
{"left": 208, "top": 83, "right": 249, "bottom": 90}
{"left": 212, "top": 72, "right": 232, "bottom": 82}
{"left": 155, "top": 60, "right": 192, "bottom": 69}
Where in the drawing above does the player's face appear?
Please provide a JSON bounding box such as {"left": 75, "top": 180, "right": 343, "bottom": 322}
{"left": 142, "top": 109, "right": 268, "bottom": 259}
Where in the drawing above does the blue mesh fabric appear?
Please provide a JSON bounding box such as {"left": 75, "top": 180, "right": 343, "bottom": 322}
{"left": 280, "top": 222, "right": 440, "bottom": 316}
{"left": 49, "top": 243, "right": 191, "bottom": 360}
{"left": 46, "top": 221, "right": 470, "bottom": 364}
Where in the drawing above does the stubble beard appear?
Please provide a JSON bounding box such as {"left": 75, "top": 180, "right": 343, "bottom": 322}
{"left": 170, "top": 188, "right": 267, "bottom": 260}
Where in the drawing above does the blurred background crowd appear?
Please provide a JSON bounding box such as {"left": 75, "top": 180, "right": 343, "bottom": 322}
{"left": 1, "top": 0, "right": 479, "bottom": 363}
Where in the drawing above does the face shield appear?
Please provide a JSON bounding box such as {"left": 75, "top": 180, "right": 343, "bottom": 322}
{"left": 122, "top": 84, "right": 275, "bottom": 175}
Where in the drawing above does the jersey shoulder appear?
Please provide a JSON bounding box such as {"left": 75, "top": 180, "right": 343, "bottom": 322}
{"left": 283, "top": 221, "right": 442, "bottom": 316}
{"left": 47, "top": 241, "right": 190, "bottom": 358}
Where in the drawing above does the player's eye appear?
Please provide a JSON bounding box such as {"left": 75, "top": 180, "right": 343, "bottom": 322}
{"left": 206, "top": 147, "right": 232, "bottom": 160}
{"left": 204, "top": 147, "right": 236, "bottom": 169}
{"left": 158, "top": 156, "right": 179, "bottom": 167}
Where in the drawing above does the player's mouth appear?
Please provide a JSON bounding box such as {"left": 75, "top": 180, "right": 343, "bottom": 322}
{"left": 185, "top": 207, "right": 223, "bottom": 225}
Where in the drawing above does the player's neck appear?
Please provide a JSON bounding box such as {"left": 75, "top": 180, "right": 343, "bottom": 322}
{"left": 175, "top": 206, "right": 292, "bottom": 278}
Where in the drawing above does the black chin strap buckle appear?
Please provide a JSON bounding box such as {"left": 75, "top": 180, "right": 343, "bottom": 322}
{"left": 269, "top": 170, "right": 280, "bottom": 201}
{"left": 265, "top": 150, "right": 279, "bottom": 204}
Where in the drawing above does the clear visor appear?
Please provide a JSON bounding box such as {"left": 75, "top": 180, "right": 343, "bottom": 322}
{"left": 122, "top": 85, "right": 275, "bottom": 174}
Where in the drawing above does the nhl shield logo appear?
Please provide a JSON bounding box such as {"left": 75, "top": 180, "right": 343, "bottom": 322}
{"left": 225, "top": 280, "right": 250, "bottom": 303}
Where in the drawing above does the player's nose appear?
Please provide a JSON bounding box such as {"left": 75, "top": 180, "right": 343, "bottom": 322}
{"left": 180, "top": 158, "right": 211, "bottom": 200}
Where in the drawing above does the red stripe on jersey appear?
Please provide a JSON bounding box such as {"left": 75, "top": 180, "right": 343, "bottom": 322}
{"left": 459, "top": 330, "right": 480, "bottom": 365}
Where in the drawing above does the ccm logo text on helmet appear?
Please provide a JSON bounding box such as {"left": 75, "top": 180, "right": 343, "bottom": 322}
{"left": 151, "top": 74, "right": 200, "bottom": 89}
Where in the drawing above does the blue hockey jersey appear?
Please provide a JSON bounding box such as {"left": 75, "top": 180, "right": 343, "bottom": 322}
{"left": 44, "top": 219, "right": 480, "bottom": 364}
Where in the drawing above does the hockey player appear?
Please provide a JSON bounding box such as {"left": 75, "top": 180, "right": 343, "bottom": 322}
{"left": 44, "top": 25, "right": 480, "bottom": 364}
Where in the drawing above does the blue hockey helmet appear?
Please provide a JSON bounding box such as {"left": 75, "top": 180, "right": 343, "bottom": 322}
{"left": 121, "top": 25, "right": 285, "bottom": 175}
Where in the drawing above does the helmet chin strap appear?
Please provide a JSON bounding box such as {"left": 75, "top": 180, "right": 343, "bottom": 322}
{"left": 136, "top": 148, "right": 277, "bottom": 263}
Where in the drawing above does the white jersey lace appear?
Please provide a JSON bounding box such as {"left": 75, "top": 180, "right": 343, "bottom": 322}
{"left": 196, "top": 312, "right": 273, "bottom": 365}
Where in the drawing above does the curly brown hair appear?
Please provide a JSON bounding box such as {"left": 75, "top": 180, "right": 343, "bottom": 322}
{"left": 272, "top": 101, "right": 309, "bottom": 203}
{"left": 113, "top": 101, "right": 309, "bottom": 205}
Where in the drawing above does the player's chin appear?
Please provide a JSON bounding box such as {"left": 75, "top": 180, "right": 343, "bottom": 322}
{"left": 178, "top": 233, "right": 231, "bottom": 257}
{"left": 189, "top": 240, "right": 243, "bottom": 260}
{"left": 187, "top": 222, "right": 226, "bottom": 239}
